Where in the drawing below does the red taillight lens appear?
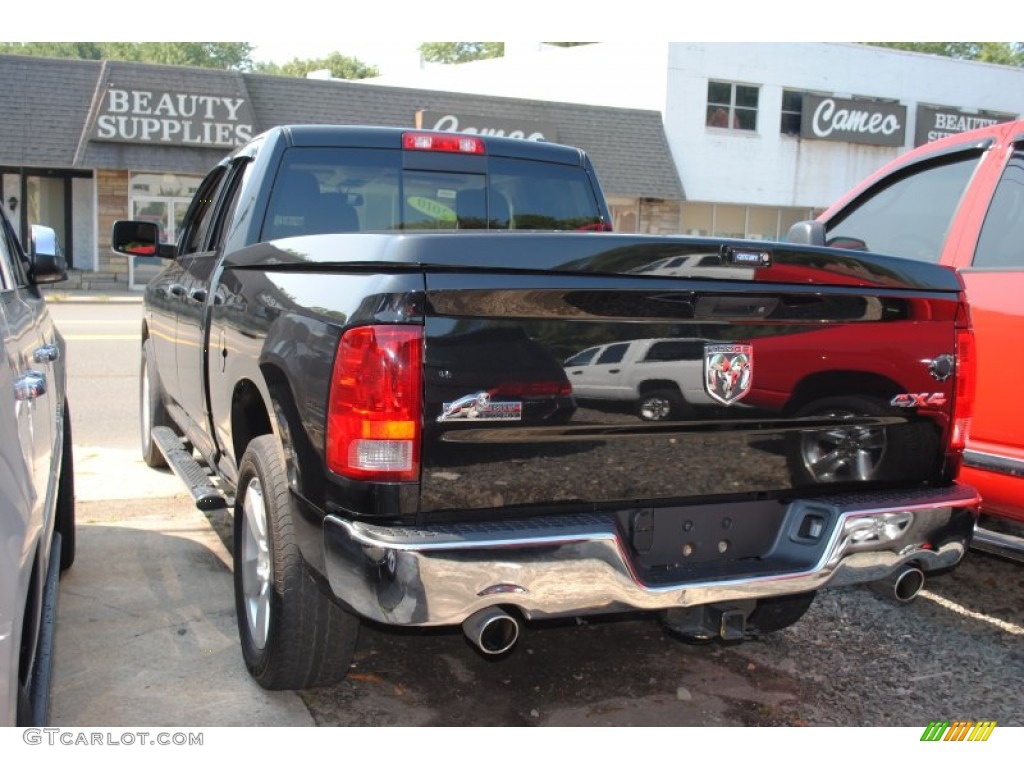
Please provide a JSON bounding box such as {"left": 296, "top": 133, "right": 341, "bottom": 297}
{"left": 402, "top": 131, "right": 485, "bottom": 154}
{"left": 951, "top": 324, "right": 975, "bottom": 452}
{"left": 326, "top": 325, "right": 423, "bottom": 481}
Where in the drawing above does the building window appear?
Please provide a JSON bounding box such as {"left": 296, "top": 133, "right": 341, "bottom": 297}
{"left": 781, "top": 90, "right": 803, "bottom": 135}
{"left": 706, "top": 81, "right": 759, "bottom": 131}
{"left": 129, "top": 172, "right": 203, "bottom": 245}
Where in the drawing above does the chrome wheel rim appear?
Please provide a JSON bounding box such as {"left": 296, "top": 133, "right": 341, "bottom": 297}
{"left": 640, "top": 396, "right": 671, "bottom": 421}
{"left": 801, "top": 410, "right": 886, "bottom": 482}
{"left": 241, "top": 477, "right": 272, "bottom": 649}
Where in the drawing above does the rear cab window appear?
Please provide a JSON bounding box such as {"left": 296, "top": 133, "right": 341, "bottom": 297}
{"left": 261, "top": 147, "right": 605, "bottom": 238}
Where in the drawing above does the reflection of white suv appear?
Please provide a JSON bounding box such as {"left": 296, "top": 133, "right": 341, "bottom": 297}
{"left": 564, "top": 338, "right": 713, "bottom": 420}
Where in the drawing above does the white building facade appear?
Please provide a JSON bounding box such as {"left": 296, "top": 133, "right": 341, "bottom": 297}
{"left": 370, "top": 42, "right": 1024, "bottom": 238}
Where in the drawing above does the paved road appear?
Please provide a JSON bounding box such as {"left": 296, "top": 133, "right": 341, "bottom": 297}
{"left": 49, "top": 300, "right": 182, "bottom": 501}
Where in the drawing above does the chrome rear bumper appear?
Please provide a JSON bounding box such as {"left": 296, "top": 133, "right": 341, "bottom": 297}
{"left": 322, "top": 484, "right": 979, "bottom": 627}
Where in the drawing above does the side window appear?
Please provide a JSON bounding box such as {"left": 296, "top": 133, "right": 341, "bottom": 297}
{"left": 0, "top": 220, "right": 13, "bottom": 291}
{"left": 596, "top": 343, "right": 629, "bottom": 365}
{"left": 973, "top": 149, "right": 1024, "bottom": 269}
{"left": 0, "top": 216, "right": 27, "bottom": 289}
{"left": 825, "top": 152, "right": 982, "bottom": 263}
{"left": 208, "top": 158, "right": 254, "bottom": 251}
{"left": 643, "top": 340, "right": 704, "bottom": 362}
{"left": 780, "top": 90, "right": 803, "bottom": 135}
{"left": 565, "top": 347, "right": 600, "bottom": 367}
{"left": 178, "top": 166, "right": 228, "bottom": 255}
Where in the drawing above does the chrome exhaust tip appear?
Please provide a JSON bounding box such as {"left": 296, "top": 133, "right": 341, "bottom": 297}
{"left": 463, "top": 607, "right": 520, "bottom": 656}
{"left": 891, "top": 566, "right": 925, "bottom": 603}
{"left": 870, "top": 565, "right": 925, "bottom": 603}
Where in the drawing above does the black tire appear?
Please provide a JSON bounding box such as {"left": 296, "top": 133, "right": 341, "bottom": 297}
{"left": 233, "top": 435, "right": 359, "bottom": 690}
{"left": 637, "top": 387, "right": 685, "bottom": 421}
{"left": 140, "top": 338, "right": 171, "bottom": 468}
{"left": 788, "top": 394, "right": 931, "bottom": 486}
{"left": 56, "top": 401, "right": 75, "bottom": 572}
{"left": 746, "top": 591, "right": 816, "bottom": 635}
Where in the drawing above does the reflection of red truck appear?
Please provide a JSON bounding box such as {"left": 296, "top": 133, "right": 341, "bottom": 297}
{"left": 787, "top": 119, "right": 1024, "bottom": 559}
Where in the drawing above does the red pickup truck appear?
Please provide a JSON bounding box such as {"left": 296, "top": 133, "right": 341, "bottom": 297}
{"left": 787, "top": 119, "right": 1024, "bottom": 560}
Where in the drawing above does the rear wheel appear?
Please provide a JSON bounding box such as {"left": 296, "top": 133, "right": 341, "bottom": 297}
{"left": 791, "top": 395, "right": 892, "bottom": 484}
{"left": 140, "top": 339, "right": 171, "bottom": 468}
{"left": 637, "top": 387, "right": 684, "bottom": 421}
{"left": 233, "top": 435, "right": 359, "bottom": 690}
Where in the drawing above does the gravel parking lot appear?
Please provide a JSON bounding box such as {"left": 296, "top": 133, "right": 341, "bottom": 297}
{"left": 290, "top": 540, "right": 1023, "bottom": 727}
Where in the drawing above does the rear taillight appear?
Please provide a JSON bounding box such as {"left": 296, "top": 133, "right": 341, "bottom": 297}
{"left": 951, "top": 302, "right": 975, "bottom": 452}
{"left": 326, "top": 325, "right": 423, "bottom": 481}
{"left": 402, "top": 131, "right": 485, "bottom": 155}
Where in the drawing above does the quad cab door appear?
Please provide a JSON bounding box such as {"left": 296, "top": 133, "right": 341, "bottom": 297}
{"left": 173, "top": 156, "right": 254, "bottom": 460}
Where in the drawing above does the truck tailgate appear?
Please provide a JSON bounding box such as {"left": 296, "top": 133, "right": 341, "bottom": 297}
{"left": 417, "top": 237, "right": 965, "bottom": 519}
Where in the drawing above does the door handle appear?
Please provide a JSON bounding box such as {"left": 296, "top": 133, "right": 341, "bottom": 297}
{"left": 608, "top": 368, "right": 621, "bottom": 374}
{"left": 571, "top": 370, "right": 582, "bottom": 375}
{"left": 33, "top": 344, "right": 60, "bottom": 364}
{"left": 15, "top": 370, "right": 47, "bottom": 401}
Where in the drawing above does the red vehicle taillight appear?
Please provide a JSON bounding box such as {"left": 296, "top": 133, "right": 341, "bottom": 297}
{"left": 951, "top": 302, "right": 975, "bottom": 452}
{"left": 402, "top": 131, "right": 485, "bottom": 154}
{"left": 326, "top": 325, "right": 423, "bottom": 482}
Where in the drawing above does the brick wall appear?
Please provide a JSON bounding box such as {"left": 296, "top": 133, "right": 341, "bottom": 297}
{"left": 95, "top": 169, "right": 130, "bottom": 284}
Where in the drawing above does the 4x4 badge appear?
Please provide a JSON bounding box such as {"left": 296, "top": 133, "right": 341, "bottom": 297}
{"left": 704, "top": 343, "right": 753, "bottom": 405}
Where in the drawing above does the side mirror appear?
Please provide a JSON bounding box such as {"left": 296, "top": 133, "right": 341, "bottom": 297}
{"left": 111, "top": 220, "right": 175, "bottom": 258}
{"left": 785, "top": 220, "right": 826, "bottom": 247}
{"left": 28, "top": 225, "right": 68, "bottom": 284}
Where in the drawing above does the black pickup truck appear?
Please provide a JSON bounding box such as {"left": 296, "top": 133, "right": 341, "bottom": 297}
{"left": 113, "top": 125, "right": 980, "bottom": 691}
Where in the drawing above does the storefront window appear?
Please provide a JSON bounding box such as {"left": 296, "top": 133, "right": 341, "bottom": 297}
{"left": 746, "top": 207, "right": 779, "bottom": 240}
{"left": 712, "top": 205, "right": 745, "bottom": 238}
{"left": 681, "top": 202, "right": 713, "bottom": 236}
{"left": 680, "top": 202, "right": 815, "bottom": 241}
{"left": 607, "top": 198, "right": 638, "bottom": 232}
{"left": 130, "top": 172, "right": 202, "bottom": 244}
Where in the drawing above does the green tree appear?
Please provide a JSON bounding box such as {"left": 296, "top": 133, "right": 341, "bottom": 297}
{"left": 864, "top": 42, "right": 1024, "bottom": 67}
{"left": 254, "top": 51, "right": 378, "bottom": 79}
{"left": 0, "top": 41, "right": 255, "bottom": 70}
{"left": 418, "top": 42, "right": 504, "bottom": 64}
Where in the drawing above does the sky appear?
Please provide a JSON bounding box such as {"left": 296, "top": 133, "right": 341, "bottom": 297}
{"left": 250, "top": 42, "right": 422, "bottom": 75}
{"left": 8, "top": 1, "right": 1006, "bottom": 61}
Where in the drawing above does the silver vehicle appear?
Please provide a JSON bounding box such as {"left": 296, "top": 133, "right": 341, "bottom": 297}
{"left": 0, "top": 210, "right": 73, "bottom": 726}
